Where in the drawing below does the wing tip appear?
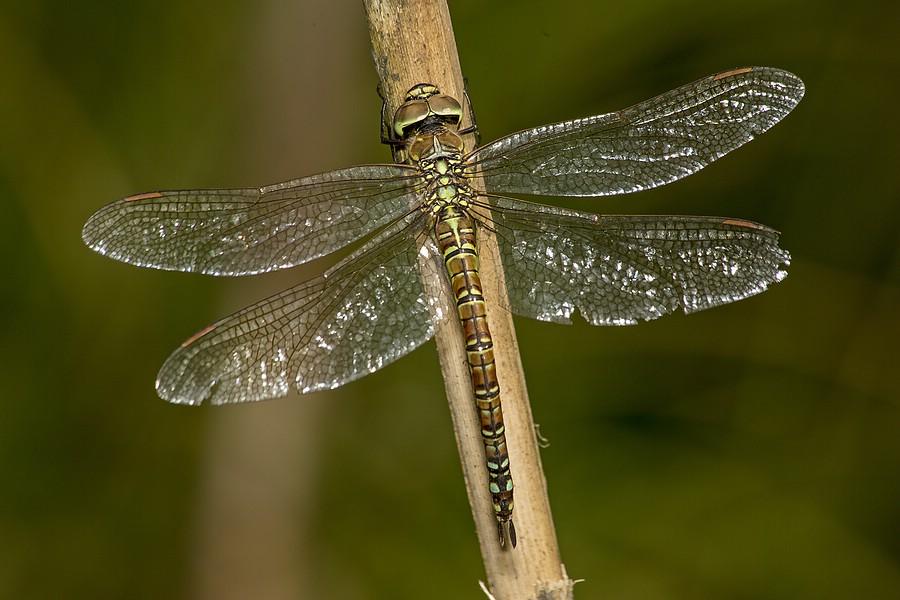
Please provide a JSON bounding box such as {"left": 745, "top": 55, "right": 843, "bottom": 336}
{"left": 711, "top": 65, "right": 806, "bottom": 103}
{"left": 155, "top": 371, "right": 217, "bottom": 406}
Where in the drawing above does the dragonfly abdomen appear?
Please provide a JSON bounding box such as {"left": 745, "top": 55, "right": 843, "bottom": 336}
{"left": 434, "top": 206, "right": 516, "bottom": 548}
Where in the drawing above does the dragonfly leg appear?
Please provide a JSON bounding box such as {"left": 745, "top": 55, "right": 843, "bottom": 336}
{"left": 458, "top": 76, "right": 481, "bottom": 147}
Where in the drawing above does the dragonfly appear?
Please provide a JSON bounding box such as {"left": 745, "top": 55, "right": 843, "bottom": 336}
{"left": 83, "top": 66, "right": 804, "bottom": 548}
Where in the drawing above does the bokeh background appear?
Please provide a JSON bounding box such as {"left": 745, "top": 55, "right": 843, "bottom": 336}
{"left": 2, "top": 0, "right": 898, "bottom": 598}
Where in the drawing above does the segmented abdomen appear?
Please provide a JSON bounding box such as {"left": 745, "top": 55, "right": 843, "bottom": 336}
{"left": 434, "top": 205, "right": 516, "bottom": 547}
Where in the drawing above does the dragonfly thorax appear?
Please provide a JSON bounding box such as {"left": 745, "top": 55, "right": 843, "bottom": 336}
{"left": 407, "top": 128, "right": 465, "bottom": 163}
{"left": 415, "top": 147, "right": 475, "bottom": 216}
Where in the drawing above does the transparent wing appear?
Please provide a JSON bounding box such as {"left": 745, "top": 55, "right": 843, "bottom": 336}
{"left": 156, "top": 213, "right": 450, "bottom": 405}
{"left": 482, "top": 196, "right": 790, "bottom": 326}
{"left": 82, "top": 164, "right": 420, "bottom": 275}
{"left": 469, "top": 67, "right": 804, "bottom": 197}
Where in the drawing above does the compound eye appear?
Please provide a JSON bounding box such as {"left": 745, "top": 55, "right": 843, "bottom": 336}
{"left": 393, "top": 99, "right": 430, "bottom": 137}
{"left": 428, "top": 94, "right": 462, "bottom": 125}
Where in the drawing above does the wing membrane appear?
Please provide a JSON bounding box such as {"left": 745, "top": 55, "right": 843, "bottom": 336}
{"left": 82, "top": 164, "right": 420, "bottom": 275}
{"left": 156, "top": 213, "right": 449, "bottom": 405}
{"left": 483, "top": 196, "right": 790, "bottom": 325}
{"left": 470, "top": 67, "right": 804, "bottom": 197}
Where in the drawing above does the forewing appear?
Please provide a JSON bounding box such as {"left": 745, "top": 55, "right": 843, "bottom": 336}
{"left": 470, "top": 67, "right": 804, "bottom": 197}
{"left": 83, "top": 164, "right": 420, "bottom": 275}
{"left": 156, "top": 214, "right": 449, "bottom": 405}
{"left": 484, "top": 196, "right": 790, "bottom": 326}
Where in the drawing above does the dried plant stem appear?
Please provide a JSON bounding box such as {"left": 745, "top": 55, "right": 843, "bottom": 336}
{"left": 364, "top": 1, "right": 573, "bottom": 598}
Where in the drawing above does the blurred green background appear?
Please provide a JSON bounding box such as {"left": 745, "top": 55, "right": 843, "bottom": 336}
{"left": 2, "top": 0, "right": 898, "bottom": 598}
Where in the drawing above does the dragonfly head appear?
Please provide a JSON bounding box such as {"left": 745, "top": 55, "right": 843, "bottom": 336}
{"left": 393, "top": 84, "right": 463, "bottom": 139}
